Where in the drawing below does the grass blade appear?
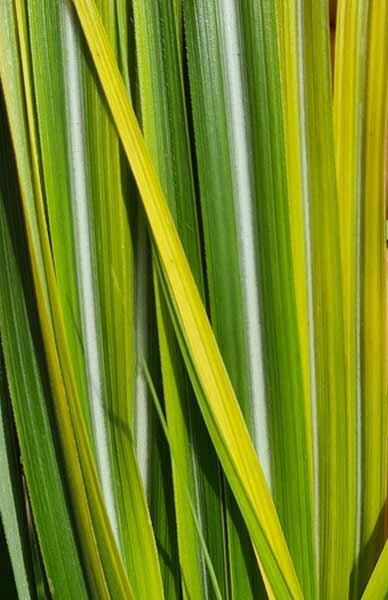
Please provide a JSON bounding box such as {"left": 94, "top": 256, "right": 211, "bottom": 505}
{"left": 133, "top": 1, "right": 227, "bottom": 596}
{"left": 24, "top": 0, "right": 91, "bottom": 438}
{"left": 359, "top": 2, "right": 388, "bottom": 590}
{"left": 301, "top": 3, "right": 354, "bottom": 596}
{"left": 184, "top": 2, "right": 266, "bottom": 595}
{"left": 62, "top": 2, "right": 119, "bottom": 535}
{"left": 333, "top": 2, "right": 369, "bottom": 594}
{"left": 240, "top": 2, "right": 317, "bottom": 596}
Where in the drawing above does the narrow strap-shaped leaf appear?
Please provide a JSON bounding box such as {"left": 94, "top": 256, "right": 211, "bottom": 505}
{"left": 25, "top": 0, "right": 91, "bottom": 438}
{"left": 133, "top": 1, "right": 227, "bottom": 596}
{"left": 359, "top": 1, "right": 388, "bottom": 590}
{"left": 70, "top": 1, "right": 302, "bottom": 596}
{"left": 240, "top": 1, "right": 317, "bottom": 596}
{"left": 62, "top": 1, "right": 119, "bottom": 536}
{"left": 184, "top": 0, "right": 266, "bottom": 475}
{"left": 301, "top": 2, "right": 353, "bottom": 597}
{"left": 184, "top": 2, "right": 266, "bottom": 595}
{"left": 333, "top": 1, "right": 369, "bottom": 594}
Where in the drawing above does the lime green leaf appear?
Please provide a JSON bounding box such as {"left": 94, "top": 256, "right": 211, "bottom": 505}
{"left": 333, "top": 1, "right": 369, "bottom": 594}
{"left": 359, "top": 2, "right": 388, "bottom": 588}
{"left": 333, "top": 1, "right": 388, "bottom": 594}
{"left": 301, "top": 3, "right": 354, "bottom": 597}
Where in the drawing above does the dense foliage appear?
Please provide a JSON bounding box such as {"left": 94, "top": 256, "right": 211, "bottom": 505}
{"left": 0, "top": 1, "right": 387, "bottom": 598}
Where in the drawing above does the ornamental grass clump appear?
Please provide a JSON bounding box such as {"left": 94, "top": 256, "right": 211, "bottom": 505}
{"left": 0, "top": 1, "right": 386, "bottom": 599}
